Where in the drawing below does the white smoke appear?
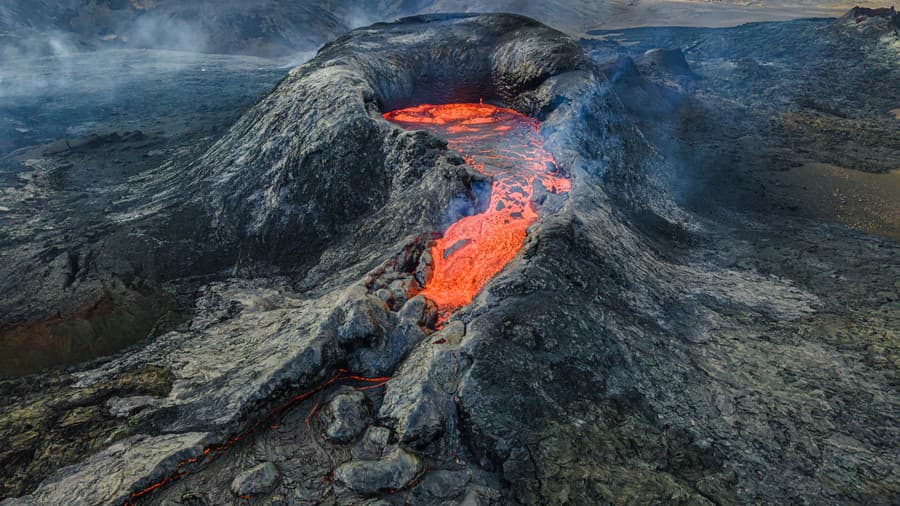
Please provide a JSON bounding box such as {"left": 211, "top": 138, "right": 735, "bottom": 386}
{"left": 122, "top": 13, "right": 210, "bottom": 53}
{"left": 0, "top": 30, "right": 81, "bottom": 100}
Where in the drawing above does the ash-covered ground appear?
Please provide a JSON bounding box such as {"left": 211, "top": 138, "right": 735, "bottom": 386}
{"left": 0, "top": 7, "right": 898, "bottom": 506}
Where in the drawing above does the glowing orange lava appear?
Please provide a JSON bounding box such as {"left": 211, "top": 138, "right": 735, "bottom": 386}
{"left": 383, "top": 103, "right": 570, "bottom": 320}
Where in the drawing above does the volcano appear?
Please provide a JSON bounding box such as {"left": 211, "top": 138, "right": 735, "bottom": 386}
{"left": 0, "top": 9, "right": 897, "bottom": 506}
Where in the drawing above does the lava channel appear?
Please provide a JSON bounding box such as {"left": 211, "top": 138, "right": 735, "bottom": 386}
{"left": 383, "top": 103, "right": 571, "bottom": 320}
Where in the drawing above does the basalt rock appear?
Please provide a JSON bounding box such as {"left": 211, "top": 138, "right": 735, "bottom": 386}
{"left": 636, "top": 47, "right": 698, "bottom": 79}
{"left": 319, "top": 389, "right": 372, "bottom": 443}
{"left": 352, "top": 426, "right": 392, "bottom": 461}
{"left": 333, "top": 447, "right": 423, "bottom": 496}
{"left": 230, "top": 462, "right": 280, "bottom": 497}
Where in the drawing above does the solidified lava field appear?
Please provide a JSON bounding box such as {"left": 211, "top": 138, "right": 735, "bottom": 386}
{"left": 0, "top": 6, "right": 897, "bottom": 506}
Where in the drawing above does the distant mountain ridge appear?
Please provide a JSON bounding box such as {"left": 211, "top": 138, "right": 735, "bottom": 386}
{"left": 1, "top": 1, "right": 896, "bottom": 59}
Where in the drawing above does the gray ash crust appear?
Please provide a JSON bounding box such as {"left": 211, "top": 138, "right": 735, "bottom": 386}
{"left": 1, "top": 10, "right": 898, "bottom": 506}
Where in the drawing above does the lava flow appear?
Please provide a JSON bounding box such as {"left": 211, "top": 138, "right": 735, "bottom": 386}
{"left": 124, "top": 370, "right": 389, "bottom": 505}
{"left": 383, "top": 103, "right": 570, "bottom": 319}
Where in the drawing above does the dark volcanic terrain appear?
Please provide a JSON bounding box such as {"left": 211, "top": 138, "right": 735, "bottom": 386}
{"left": 0, "top": 7, "right": 898, "bottom": 506}
{"left": 0, "top": 50, "right": 287, "bottom": 376}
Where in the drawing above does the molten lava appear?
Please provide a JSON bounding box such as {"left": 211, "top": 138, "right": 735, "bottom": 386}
{"left": 383, "top": 103, "right": 570, "bottom": 319}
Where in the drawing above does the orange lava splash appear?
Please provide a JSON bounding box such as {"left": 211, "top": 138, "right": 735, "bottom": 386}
{"left": 383, "top": 103, "right": 570, "bottom": 320}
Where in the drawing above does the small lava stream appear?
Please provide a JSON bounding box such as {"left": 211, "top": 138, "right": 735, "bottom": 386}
{"left": 124, "top": 370, "right": 389, "bottom": 505}
{"left": 383, "top": 103, "right": 571, "bottom": 319}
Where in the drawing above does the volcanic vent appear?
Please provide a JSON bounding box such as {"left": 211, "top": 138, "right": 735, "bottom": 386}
{"left": 384, "top": 103, "right": 571, "bottom": 319}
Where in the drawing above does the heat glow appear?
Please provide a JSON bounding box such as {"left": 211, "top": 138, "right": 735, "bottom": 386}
{"left": 383, "top": 103, "right": 570, "bottom": 319}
